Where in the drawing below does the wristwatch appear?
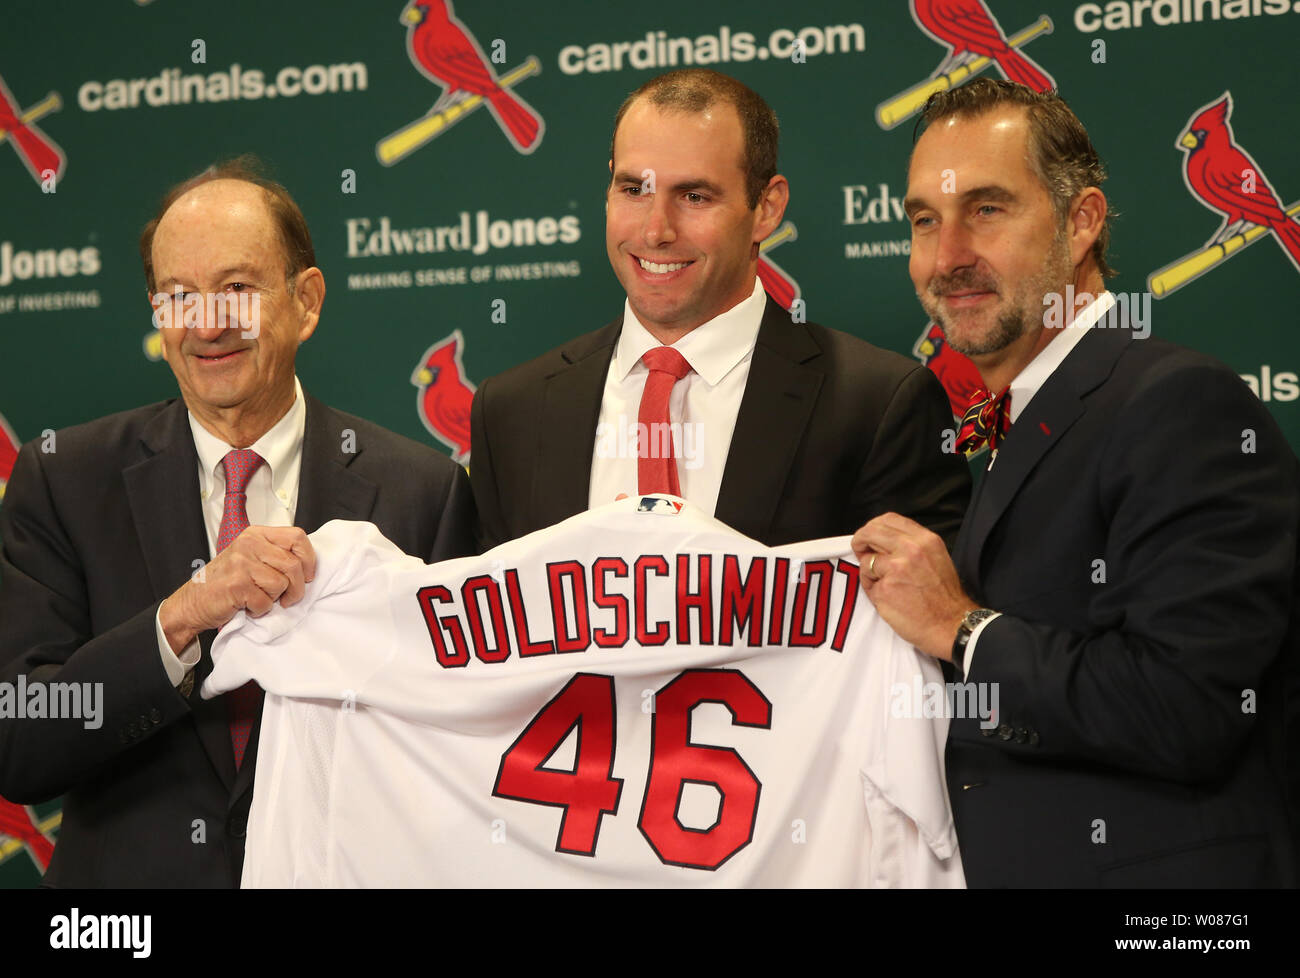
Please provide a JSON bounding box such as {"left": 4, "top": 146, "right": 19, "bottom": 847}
{"left": 951, "top": 608, "right": 997, "bottom": 673}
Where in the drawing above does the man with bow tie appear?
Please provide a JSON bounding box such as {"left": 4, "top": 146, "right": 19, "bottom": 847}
{"left": 854, "top": 78, "right": 1299, "bottom": 887}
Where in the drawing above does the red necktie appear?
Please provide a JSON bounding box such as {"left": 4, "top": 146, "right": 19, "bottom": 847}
{"left": 219, "top": 448, "right": 264, "bottom": 769}
{"left": 637, "top": 347, "right": 692, "bottom": 495}
{"left": 955, "top": 386, "right": 1013, "bottom": 457}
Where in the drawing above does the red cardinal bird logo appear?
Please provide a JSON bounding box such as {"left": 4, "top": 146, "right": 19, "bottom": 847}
{"left": 913, "top": 322, "right": 985, "bottom": 423}
{"left": 757, "top": 255, "right": 799, "bottom": 312}
{"left": 0, "top": 411, "right": 19, "bottom": 503}
{"left": 403, "top": 0, "right": 543, "bottom": 154}
{"left": 0, "top": 72, "right": 65, "bottom": 187}
{"left": 911, "top": 0, "right": 1055, "bottom": 91}
{"left": 0, "top": 799, "right": 55, "bottom": 871}
{"left": 756, "top": 221, "right": 802, "bottom": 313}
{"left": 412, "top": 330, "right": 475, "bottom": 464}
{"left": 1178, "top": 92, "right": 1300, "bottom": 275}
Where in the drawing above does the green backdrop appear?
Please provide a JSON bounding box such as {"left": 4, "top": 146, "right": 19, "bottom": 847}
{"left": 2, "top": 0, "right": 1298, "bottom": 886}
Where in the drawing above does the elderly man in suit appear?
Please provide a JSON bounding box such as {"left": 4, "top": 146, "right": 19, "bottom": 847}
{"left": 0, "top": 156, "right": 476, "bottom": 886}
{"left": 854, "top": 79, "right": 1298, "bottom": 887}
{"left": 470, "top": 68, "right": 969, "bottom": 549}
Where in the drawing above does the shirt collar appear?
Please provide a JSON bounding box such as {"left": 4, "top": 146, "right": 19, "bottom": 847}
{"left": 190, "top": 376, "right": 306, "bottom": 499}
{"left": 612, "top": 277, "right": 767, "bottom": 386}
{"left": 1008, "top": 291, "right": 1115, "bottom": 424}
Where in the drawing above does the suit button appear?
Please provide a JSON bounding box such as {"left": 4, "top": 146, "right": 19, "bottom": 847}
{"left": 1029, "top": 731, "right": 1040, "bottom": 747}
{"left": 228, "top": 817, "right": 247, "bottom": 839}
{"left": 124, "top": 721, "right": 137, "bottom": 738}
{"left": 1014, "top": 727, "right": 1028, "bottom": 743}
{"left": 997, "top": 723, "right": 1013, "bottom": 741}
{"left": 149, "top": 709, "right": 162, "bottom": 725}
{"left": 138, "top": 714, "right": 150, "bottom": 728}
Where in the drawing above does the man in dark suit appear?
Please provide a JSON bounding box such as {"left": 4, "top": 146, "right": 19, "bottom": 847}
{"left": 471, "top": 69, "right": 969, "bottom": 549}
{"left": 0, "top": 158, "right": 476, "bottom": 887}
{"left": 854, "top": 79, "right": 1298, "bottom": 886}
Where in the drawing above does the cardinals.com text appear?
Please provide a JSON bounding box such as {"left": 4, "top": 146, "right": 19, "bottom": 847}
{"left": 558, "top": 23, "right": 866, "bottom": 75}
{"left": 77, "top": 62, "right": 367, "bottom": 112}
{"left": 1073, "top": 0, "right": 1296, "bottom": 33}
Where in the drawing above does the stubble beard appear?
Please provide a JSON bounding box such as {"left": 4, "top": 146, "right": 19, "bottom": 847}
{"left": 926, "top": 228, "right": 1073, "bottom": 358}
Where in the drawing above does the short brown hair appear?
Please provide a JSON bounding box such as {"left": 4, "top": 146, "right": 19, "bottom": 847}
{"left": 140, "top": 154, "right": 316, "bottom": 293}
{"left": 609, "top": 69, "right": 779, "bottom": 209}
{"left": 915, "top": 79, "right": 1115, "bottom": 279}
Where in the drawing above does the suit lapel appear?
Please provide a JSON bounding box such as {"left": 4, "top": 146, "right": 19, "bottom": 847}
{"left": 122, "top": 400, "right": 237, "bottom": 789}
{"left": 953, "top": 459, "right": 990, "bottom": 586}
{"left": 531, "top": 323, "right": 618, "bottom": 530}
{"left": 958, "top": 325, "right": 1134, "bottom": 586}
{"left": 294, "top": 394, "right": 379, "bottom": 535}
{"left": 123, "top": 401, "right": 208, "bottom": 602}
{"left": 715, "top": 301, "right": 823, "bottom": 541}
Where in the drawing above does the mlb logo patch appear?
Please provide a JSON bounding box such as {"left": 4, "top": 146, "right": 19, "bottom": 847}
{"left": 637, "top": 495, "right": 683, "bottom": 515}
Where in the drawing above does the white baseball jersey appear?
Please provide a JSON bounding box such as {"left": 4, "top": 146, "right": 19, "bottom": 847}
{"left": 206, "top": 497, "right": 965, "bottom": 887}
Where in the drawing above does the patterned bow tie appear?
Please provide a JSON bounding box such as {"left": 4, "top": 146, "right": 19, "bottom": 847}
{"left": 955, "top": 386, "right": 1012, "bottom": 456}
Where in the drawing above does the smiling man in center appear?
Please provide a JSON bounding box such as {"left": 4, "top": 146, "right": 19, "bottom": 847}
{"left": 470, "top": 68, "right": 970, "bottom": 549}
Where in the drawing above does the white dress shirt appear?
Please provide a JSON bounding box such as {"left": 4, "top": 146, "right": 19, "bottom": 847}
{"left": 964, "top": 292, "right": 1116, "bottom": 673}
{"left": 589, "top": 277, "right": 767, "bottom": 515}
{"left": 155, "top": 377, "right": 306, "bottom": 684}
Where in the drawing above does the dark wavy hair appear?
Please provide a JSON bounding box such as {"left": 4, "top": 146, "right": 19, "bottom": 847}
{"left": 915, "top": 79, "right": 1115, "bottom": 278}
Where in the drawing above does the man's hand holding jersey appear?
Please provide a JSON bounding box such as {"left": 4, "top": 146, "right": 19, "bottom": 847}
{"left": 159, "top": 527, "right": 317, "bottom": 655}
{"left": 852, "top": 513, "right": 975, "bottom": 662}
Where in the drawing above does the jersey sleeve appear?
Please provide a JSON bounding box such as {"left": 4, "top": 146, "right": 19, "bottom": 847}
{"left": 771, "top": 537, "right": 966, "bottom": 887}
{"left": 203, "top": 520, "right": 421, "bottom": 700}
{"left": 858, "top": 631, "right": 964, "bottom": 887}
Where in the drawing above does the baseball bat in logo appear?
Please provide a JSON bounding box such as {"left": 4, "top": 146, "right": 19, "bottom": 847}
{"left": 0, "top": 73, "right": 65, "bottom": 187}
{"left": 0, "top": 411, "right": 19, "bottom": 503}
{"left": 876, "top": 2, "right": 1054, "bottom": 131}
{"left": 1148, "top": 92, "right": 1300, "bottom": 299}
{"left": 0, "top": 799, "right": 57, "bottom": 872}
{"left": 377, "top": 0, "right": 545, "bottom": 165}
{"left": 142, "top": 328, "right": 166, "bottom": 362}
{"left": 412, "top": 330, "right": 475, "bottom": 464}
{"left": 757, "top": 222, "right": 802, "bottom": 313}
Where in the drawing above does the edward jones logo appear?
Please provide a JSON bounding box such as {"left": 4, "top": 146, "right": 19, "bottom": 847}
{"left": 347, "top": 211, "right": 579, "bottom": 258}
{"left": 0, "top": 240, "right": 100, "bottom": 288}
